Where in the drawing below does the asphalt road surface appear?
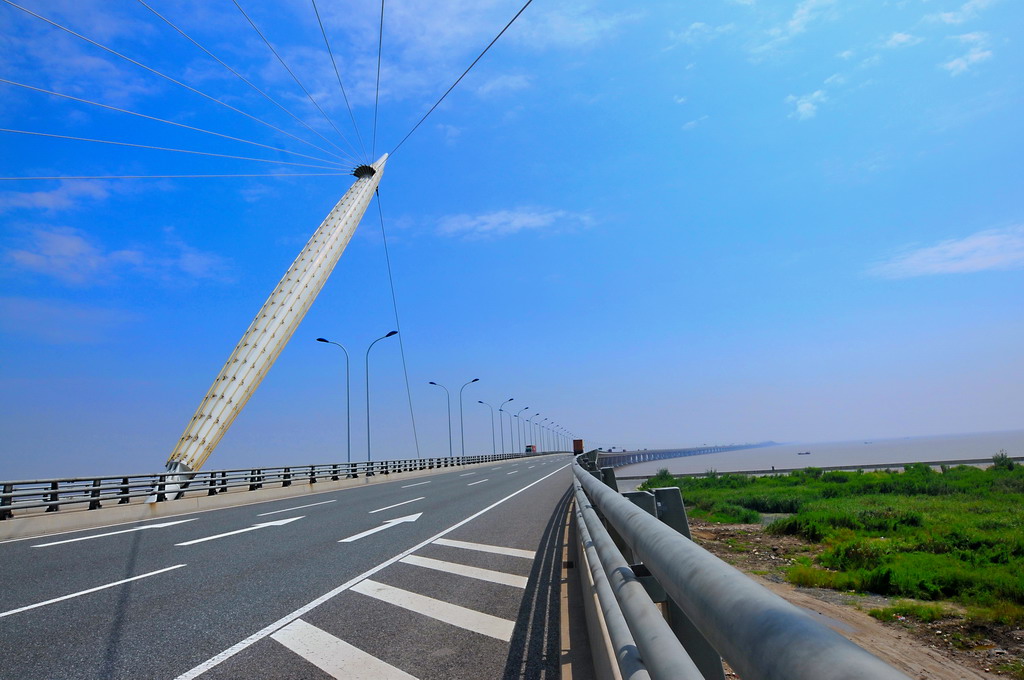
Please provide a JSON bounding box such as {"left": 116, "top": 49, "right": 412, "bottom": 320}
{"left": 0, "top": 455, "right": 573, "bottom": 679}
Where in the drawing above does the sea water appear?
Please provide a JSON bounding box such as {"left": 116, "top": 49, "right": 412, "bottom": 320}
{"left": 616, "top": 430, "right": 1024, "bottom": 477}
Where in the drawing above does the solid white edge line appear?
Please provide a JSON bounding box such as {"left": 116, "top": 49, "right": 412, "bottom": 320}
{"left": 368, "top": 497, "right": 425, "bottom": 514}
{"left": 270, "top": 619, "right": 416, "bottom": 680}
{"left": 351, "top": 579, "right": 515, "bottom": 641}
{"left": 466, "top": 479, "right": 488, "bottom": 486}
{"left": 0, "top": 564, "right": 187, "bottom": 618}
{"left": 400, "top": 481, "right": 431, "bottom": 488}
{"left": 399, "top": 554, "right": 528, "bottom": 588}
{"left": 257, "top": 499, "right": 337, "bottom": 516}
{"left": 172, "top": 463, "right": 571, "bottom": 680}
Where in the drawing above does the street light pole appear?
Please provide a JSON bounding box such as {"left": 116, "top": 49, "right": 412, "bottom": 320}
{"left": 365, "top": 331, "right": 398, "bottom": 469}
{"left": 316, "top": 337, "right": 350, "bottom": 468}
{"left": 540, "top": 418, "right": 548, "bottom": 452}
{"left": 477, "top": 400, "right": 496, "bottom": 455}
{"left": 526, "top": 413, "right": 538, "bottom": 452}
{"left": 497, "top": 398, "right": 513, "bottom": 454}
{"left": 428, "top": 381, "right": 452, "bottom": 458}
{"left": 515, "top": 407, "right": 529, "bottom": 453}
{"left": 459, "top": 378, "right": 480, "bottom": 457}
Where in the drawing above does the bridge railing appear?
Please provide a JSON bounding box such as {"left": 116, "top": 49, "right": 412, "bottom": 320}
{"left": 573, "top": 457, "right": 911, "bottom": 680}
{"left": 0, "top": 451, "right": 558, "bottom": 520}
{"left": 592, "top": 442, "right": 774, "bottom": 469}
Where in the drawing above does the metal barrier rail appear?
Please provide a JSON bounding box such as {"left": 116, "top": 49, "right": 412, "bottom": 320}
{"left": 0, "top": 451, "right": 557, "bottom": 519}
{"left": 573, "top": 458, "right": 911, "bottom": 680}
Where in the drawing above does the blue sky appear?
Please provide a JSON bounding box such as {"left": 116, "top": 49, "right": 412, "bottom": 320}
{"left": 1, "top": 0, "right": 1021, "bottom": 478}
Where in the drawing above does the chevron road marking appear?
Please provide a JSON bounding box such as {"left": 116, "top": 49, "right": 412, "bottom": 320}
{"left": 351, "top": 579, "right": 515, "bottom": 641}
{"left": 271, "top": 619, "right": 416, "bottom": 680}
{"left": 339, "top": 514, "right": 422, "bottom": 543}
{"left": 399, "top": 554, "right": 528, "bottom": 588}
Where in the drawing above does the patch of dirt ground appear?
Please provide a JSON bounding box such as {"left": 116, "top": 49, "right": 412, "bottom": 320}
{"left": 689, "top": 520, "right": 1024, "bottom": 680}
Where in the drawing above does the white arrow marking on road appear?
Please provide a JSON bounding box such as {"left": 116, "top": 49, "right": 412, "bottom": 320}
{"left": 338, "top": 513, "right": 422, "bottom": 543}
{"left": 32, "top": 519, "right": 199, "bottom": 548}
{"left": 175, "top": 516, "right": 304, "bottom": 546}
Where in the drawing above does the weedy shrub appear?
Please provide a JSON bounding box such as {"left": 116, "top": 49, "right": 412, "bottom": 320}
{"left": 868, "top": 600, "right": 948, "bottom": 623}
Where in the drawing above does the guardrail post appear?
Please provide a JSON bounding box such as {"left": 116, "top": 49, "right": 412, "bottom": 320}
{"left": 331, "top": 464, "right": 340, "bottom": 481}
{"left": 249, "top": 469, "right": 259, "bottom": 491}
{"left": 621, "top": 488, "right": 723, "bottom": 680}
{"left": 308, "top": 466, "right": 317, "bottom": 484}
{"left": 282, "top": 467, "right": 292, "bottom": 487}
{"left": 45, "top": 481, "right": 60, "bottom": 512}
{"left": 599, "top": 467, "right": 619, "bottom": 492}
{"left": 88, "top": 479, "right": 103, "bottom": 510}
{"left": 118, "top": 477, "right": 130, "bottom": 504}
{"left": 207, "top": 472, "right": 219, "bottom": 496}
{"left": 653, "top": 487, "right": 692, "bottom": 540}
{"left": 154, "top": 475, "right": 167, "bottom": 503}
{"left": 1, "top": 483, "right": 12, "bottom": 520}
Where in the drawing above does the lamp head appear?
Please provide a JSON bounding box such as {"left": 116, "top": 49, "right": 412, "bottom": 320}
{"left": 385, "top": 330, "right": 398, "bottom": 337}
{"left": 316, "top": 338, "right": 329, "bottom": 343}
{"left": 471, "top": 378, "right": 479, "bottom": 383}
{"left": 429, "top": 381, "right": 438, "bottom": 386}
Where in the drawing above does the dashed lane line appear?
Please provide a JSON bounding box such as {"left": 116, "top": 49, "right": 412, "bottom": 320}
{"left": 368, "top": 497, "right": 425, "bottom": 514}
{"left": 466, "top": 479, "right": 488, "bottom": 486}
{"left": 400, "top": 481, "right": 431, "bottom": 489}
{"left": 257, "top": 500, "right": 337, "bottom": 517}
{"left": 399, "top": 555, "right": 528, "bottom": 588}
{"left": 432, "top": 538, "right": 535, "bottom": 560}
{"left": 271, "top": 619, "right": 416, "bottom": 680}
{"left": 350, "top": 580, "right": 516, "bottom": 642}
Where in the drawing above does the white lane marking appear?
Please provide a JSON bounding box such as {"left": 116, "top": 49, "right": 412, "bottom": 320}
{"left": 31, "top": 519, "right": 198, "bottom": 548}
{"left": 257, "top": 500, "right": 337, "bottom": 517}
{"left": 368, "top": 497, "right": 425, "bottom": 514}
{"left": 458, "top": 473, "right": 476, "bottom": 477}
{"left": 351, "top": 580, "right": 515, "bottom": 641}
{"left": 172, "top": 463, "right": 570, "bottom": 680}
{"left": 466, "top": 479, "right": 488, "bottom": 486}
{"left": 490, "top": 466, "right": 502, "bottom": 470}
{"left": 528, "top": 466, "right": 536, "bottom": 469}
{"left": 340, "top": 513, "right": 422, "bottom": 543}
{"left": 400, "top": 481, "right": 431, "bottom": 488}
{"left": 507, "top": 471, "right": 518, "bottom": 475}
{"left": 433, "top": 538, "right": 535, "bottom": 559}
{"left": 271, "top": 619, "right": 416, "bottom": 680}
{"left": 175, "top": 516, "right": 303, "bottom": 546}
{"left": 400, "top": 555, "right": 528, "bottom": 588}
{"left": 0, "top": 564, "right": 186, "bottom": 619}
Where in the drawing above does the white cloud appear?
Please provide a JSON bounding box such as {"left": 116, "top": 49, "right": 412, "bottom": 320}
{"left": 0, "top": 181, "right": 114, "bottom": 214}
{"left": 0, "top": 296, "right": 137, "bottom": 344}
{"left": 785, "top": 90, "right": 827, "bottom": 120}
{"left": 476, "top": 74, "right": 531, "bottom": 97}
{"left": 437, "top": 208, "right": 592, "bottom": 240}
{"left": 669, "top": 22, "right": 735, "bottom": 46}
{"left": 837, "top": 49, "right": 855, "bottom": 60}
{"left": 682, "top": 115, "right": 709, "bottom": 130}
{"left": 754, "top": 0, "right": 837, "bottom": 54}
{"left": 870, "top": 226, "right": 1024, "bottom": 278}
{"left": 942, "top": 33, "right": 993, "bottom": 76}
{"left": 4, "top": 227, "right": 232, "bottom": 285}
{"left": 673, "top": 95, "right": 688, "bottom": 105}
{"left": 885, "top": 32, "right": 923, "bottom": 48}
{"left": 927, "top": 0, "right": 997, "bottom": 24}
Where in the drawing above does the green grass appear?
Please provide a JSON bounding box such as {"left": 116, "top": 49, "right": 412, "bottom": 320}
{"left": 640, "top": 456, "right": 1024, "bottom": 621}
{"left": 868, "top": 600, "right": 949, "bottom": 623}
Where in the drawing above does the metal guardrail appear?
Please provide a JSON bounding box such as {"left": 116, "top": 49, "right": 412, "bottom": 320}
{"left": 0, "top": 451, "right": 557, "bottom": 520}
{"left": 573, "top": 455, "right": 911, "bottom": 680}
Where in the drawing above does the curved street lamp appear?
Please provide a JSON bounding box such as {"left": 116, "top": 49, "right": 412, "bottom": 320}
{"left": 497, "top": 398, "right": 513, "bottom": 454}
{"left": 459, "top": 378, "right": 480, "bottom": 457}
{"left": 514, "top": 407, "right": 529, "bottom": 453}
{"left": 526, "top": 413, "right": 539, "bottom": 452}
{"left": 477, "top": 400, "right": 496, "bottom": 455}
{"left": 539, "top": 418, "right": 549, "bottom": 452}
{"left": 428, "top": 381, "right": 452, "bottom": 458}
{"left": 315, "top": 337, "right": 350, "bottom": 468}
{"left": 365, "top": 331, "right": 398, "bottom": 469}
